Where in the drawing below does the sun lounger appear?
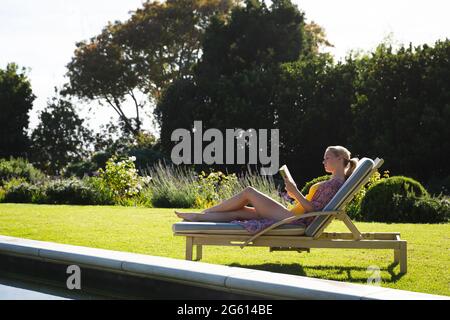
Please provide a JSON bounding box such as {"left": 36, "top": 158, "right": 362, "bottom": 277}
{"left": 172, "top": 157, "right": 407, "bottom": 273}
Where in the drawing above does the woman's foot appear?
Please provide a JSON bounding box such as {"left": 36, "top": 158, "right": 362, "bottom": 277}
{"left": 174, "top": 210, "right": 200, "bottom": 222}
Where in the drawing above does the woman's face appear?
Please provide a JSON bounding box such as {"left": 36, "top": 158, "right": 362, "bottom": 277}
{"left": 322, "top": 150, "right": 342, "bottom": 173}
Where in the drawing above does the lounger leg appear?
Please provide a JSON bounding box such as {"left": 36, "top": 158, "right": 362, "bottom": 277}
{"left": 394, "top": 249, "right": 400, "bottom": 264}
{"left": 195, "top": 245, "right": 203, "bottom": 261}
{"left": 399, "top": 242, "right": 407, "bottom": 274}
{"left": 186, "top": 237, "right": 193, "bottom": 261}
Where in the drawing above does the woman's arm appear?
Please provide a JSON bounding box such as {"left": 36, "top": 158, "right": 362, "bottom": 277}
{"left": 284, "top": 179, "right": 314, "bottom": 212}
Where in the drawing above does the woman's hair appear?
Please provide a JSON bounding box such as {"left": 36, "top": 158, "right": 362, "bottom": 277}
{"left": 326, "top": 146, "right": 359, "bottom": 180}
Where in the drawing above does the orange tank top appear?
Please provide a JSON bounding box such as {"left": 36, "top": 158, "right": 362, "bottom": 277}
{"left": 288, "top": 182, "right": 322, "bottom": 216}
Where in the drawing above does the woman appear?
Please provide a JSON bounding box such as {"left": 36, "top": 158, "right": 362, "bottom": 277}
{"left": 175, "top": 146, "right": 358, "bottom": 231}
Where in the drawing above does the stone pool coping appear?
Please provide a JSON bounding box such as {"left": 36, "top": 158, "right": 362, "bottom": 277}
{"left": 0, "top": 235, "right": 447, "bottom": 300}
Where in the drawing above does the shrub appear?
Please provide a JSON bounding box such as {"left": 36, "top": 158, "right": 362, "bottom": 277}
{"left": 2, "top": 178, "right": 38, "bottom": 203}
{"left": 98, "top": 156, "right": 142, "bottom": 203}
{"left": 82, "top": 177, "right": 115, "bottom": 205}
{"left": 194, "top": 170, "right": 239, "bottom": 208}
{"left": 360, "top": 176, "right": 431, "bottom": 222}
{"left": 145, "top": 162, "right": 198, "bottom": 208}
{"left": 152, "top": 184, "right": 198, "bottom": 208}
{"left": 0, "top": 157, "right": 46, "bottom": 186}
{"left": 389, "top": 194, "right": 449, "bottom": 223}
{"left": 44, "top": 178, "right": 114, "bottom": 205}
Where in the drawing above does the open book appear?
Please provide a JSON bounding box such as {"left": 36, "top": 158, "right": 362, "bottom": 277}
{"left": 279, "top": 164, "right": 294, "bottom": 184}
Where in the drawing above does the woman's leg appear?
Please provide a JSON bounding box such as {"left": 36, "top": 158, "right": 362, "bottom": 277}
{"left": 175, "top": 187, "right": 293, "bottom": 221}
{"left": 175, "top": 186, "right": 254, "bottom": 221}
{"left": 239, "top": 187, "right": 293, "bottom": 220}
{"left": 202, "top": 187, "right": 252, "bottom": 213}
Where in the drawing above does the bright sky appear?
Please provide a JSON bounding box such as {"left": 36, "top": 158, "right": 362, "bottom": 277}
{"left": 1, "top": 0, "right": 449, "bottom": 137}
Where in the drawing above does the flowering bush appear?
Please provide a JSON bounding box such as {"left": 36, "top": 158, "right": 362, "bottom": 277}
{"left": 97, "top": 156, "right": 142, "bottom": 203}
{"left": 194, "top": 170, "right": 238, "bottom": 208}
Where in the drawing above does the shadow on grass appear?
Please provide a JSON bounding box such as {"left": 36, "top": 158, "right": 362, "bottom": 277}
{"left": 227, "top": 262, "right": 405, "bottom": 284}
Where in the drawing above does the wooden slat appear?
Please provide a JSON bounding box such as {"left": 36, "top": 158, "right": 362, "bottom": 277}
{"left": 189, "top": 235, "right": 403, "bottom": 249}
{"left": 177, "top": 232, "right": 401, "bottom": 241}
{"left": 319, "top": 232, "right": 400, "bottom": 240}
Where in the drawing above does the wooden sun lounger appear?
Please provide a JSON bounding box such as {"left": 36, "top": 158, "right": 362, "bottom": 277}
{"left": 173, "top": 157, "right": 408, "bottom": 274}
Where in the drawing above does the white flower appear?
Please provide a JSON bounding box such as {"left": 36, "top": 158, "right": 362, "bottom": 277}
{"left": 129, "top": 156, "right": 136, "bottom": 162}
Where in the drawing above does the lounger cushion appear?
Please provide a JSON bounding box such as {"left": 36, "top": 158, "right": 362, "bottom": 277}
{"left": 304, "top": 157, "right": 375, "bottom": 237}
{"left": 173, "top": 222, "right": 306, "bottom": 236}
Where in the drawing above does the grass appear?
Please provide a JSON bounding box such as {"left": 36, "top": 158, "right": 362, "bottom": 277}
{"left": 0, "top": 203, "right": 449, "bottom": 296}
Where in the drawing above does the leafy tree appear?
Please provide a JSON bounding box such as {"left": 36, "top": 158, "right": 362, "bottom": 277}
{"left": 196, "top": 0, "right": 304, "bottom": 78}
{"left": 0, "top": 63, "right": 35, "bottom": 158}
{"left": 30, "top": 95, "right": 93, "bottom": 175}
{"left": 155, "top": 0, "right": 450, "bottom": 190}
{"left": 116, "top": 0, "right": 241, "bottom": 99}
{"left": 350, "top": 40, "right": 450, "bottom": 185}
{"left": 64, "top": 0, "right": 240, "bottom": 137}
{"left": 63, "top": 24, "right": 142, "bottom": 136}
{"left": 301, "top": 21, "right": 334, "bottom": 58}
{"left": 274, "top": 54, "right": 357, "bottom": 182}
{"left": 156, "top": 0, "right": 306, "bottom": 171}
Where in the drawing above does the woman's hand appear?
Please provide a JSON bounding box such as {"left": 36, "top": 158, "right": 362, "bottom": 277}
{"left": 284, "top": 178, "right": 299, "bottom": 200}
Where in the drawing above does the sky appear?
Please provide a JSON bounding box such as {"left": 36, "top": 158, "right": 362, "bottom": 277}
{"left": 1, "top": 0, "right": 449, "bottom": 138}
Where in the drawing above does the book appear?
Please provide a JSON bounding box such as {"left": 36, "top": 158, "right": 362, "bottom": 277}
{"left": 279, "top": 165, "right": 294, "bottom": 184}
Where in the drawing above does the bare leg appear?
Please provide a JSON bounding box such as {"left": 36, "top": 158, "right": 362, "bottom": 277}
{"left": 175, "top": 187, "right": 254, "bottom": 221}
{"left": 240, "top": 187, "right": 293, "bottom": 220}
{"left": 175, "top": 187, "right": 293, "bottom": 222}
{"left": 202, "top": 187, "right": 251, "bottom": 213}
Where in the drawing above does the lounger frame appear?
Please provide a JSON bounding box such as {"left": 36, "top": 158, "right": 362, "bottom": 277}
{"left": 173, "top": 158, "right": 408, "bottom": 274}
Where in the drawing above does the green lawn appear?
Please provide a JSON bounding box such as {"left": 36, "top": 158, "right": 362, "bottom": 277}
{"left": 0, "top": 203, "right": 449, "bottom": 296}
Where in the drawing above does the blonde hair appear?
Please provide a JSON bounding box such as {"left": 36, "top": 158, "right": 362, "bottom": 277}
{"left": 326, "top": 146, "right": 359, "bottom": 180}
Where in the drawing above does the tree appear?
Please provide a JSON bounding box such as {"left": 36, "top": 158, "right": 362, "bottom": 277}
{"left": 350, "top": 40, "right": 450, "bottom": 185}
{"left": 63, "top": 24, "right": 142, "bottom": 136}
{"left": 274, "top": 54, "right": 357, "bottom": 182}
{"left": 301, "top": 21, "right": 334, "bottom": 58}
{"left": 0, "top": 63, "right": 35, "bottom": 158}
{"left": 156, "top": 0, "right": 306, "bottom": 163}
{"left": 30, "top": 94, "right": 93, "bottom": 175}
{"left": 116, "top": 0, "right": 241, "bottom": 99}
{"left": 64, "top": 0, "right": 240, "bottom": 137}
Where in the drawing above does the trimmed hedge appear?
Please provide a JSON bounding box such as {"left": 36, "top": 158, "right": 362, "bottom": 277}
{"left": 359, "top": 176, "right": 448, "bottom": 223}
{"left": 390, "top": 194, "right": 450, "bottom": 223}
